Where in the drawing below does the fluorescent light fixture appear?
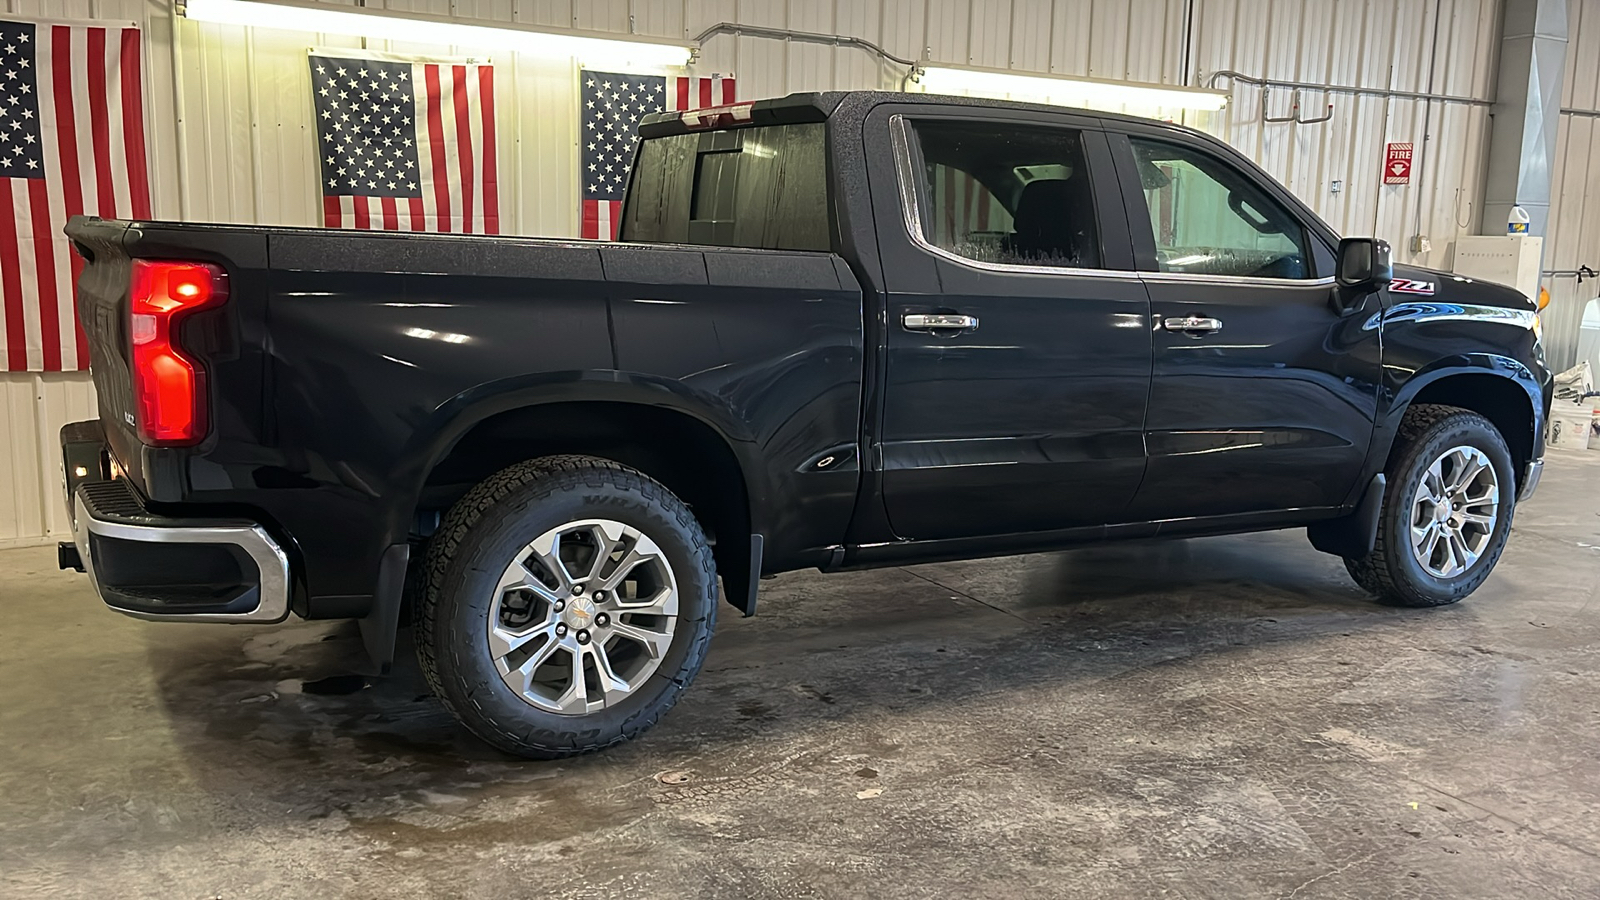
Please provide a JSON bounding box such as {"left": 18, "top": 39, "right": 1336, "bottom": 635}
{"left": 181, "top": 0, "right": 694, "bottom": 67}
{"left": 915, "top": 64, "right": 1230, "bottom": 112}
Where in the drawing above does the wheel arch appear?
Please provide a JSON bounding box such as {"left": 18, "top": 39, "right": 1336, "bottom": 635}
{"left": 395, "top": 374, "right": 768, "bottom": 612}
{"left": 1382, "top": 361, "right": 1543, "bottom": 484}
{"left": 418, "top": 400, "right": 754, "bottom": 554}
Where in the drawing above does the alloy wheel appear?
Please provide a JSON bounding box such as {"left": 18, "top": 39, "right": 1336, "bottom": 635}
{"left": 1408, "top": 445, "right": 1499, "bottom": 579}
{"left": 486, "top": 518, "right": 679, "bottom": 715}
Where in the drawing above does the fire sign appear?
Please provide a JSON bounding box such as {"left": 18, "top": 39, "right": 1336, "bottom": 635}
{"left": 1384, "top": 143, "right": 1413, "bottom": 184}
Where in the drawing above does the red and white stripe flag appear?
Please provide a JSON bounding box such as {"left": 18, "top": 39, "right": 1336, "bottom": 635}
{"left": 311, "top": 51, "right": 498, "bottom": 233}
{"left": 0, "top": 17, "right": 150, "bottom": 373}
{"left": 580, "top": 72, "right": 735, "bottom": 240}
{"left": 932, "top": 164, "right": 1008, "bottom": 249}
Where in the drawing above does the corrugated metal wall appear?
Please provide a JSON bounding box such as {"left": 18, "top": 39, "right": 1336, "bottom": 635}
{"left": 1547, "top": 0, "right": 1600, "bottom": 372}
{"left": 0, "top": 0, "right": 1567, "bottom": 542}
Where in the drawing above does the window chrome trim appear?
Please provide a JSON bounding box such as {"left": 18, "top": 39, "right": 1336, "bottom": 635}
{"left": 888, "top": 114, "right": 1143, "bottom": 282}
{"left": 889, "top": 116, "right": 1331, "bottom": 288}
{"left": 1140, "top": 271, "right": 1337, "bottom": 288}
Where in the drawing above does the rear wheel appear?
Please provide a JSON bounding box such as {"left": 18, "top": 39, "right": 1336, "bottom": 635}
{"left": 1343, "top": 405, "right": 1516, "bottom": 608}
{"left": 417, "top": 456, "right": 717, "bottom": 758}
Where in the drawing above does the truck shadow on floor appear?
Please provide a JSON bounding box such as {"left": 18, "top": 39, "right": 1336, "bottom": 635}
{"left": 137, "top": 531, "right": 1457, "bottom": 830}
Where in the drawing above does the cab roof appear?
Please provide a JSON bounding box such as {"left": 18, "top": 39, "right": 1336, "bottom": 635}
{"left": 636, "top": 89, "right": 1214, "bottom": 140}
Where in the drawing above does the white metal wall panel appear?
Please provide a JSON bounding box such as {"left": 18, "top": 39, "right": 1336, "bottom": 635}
{"left": 1007, "top": 0, "right": 1050, "bottom": 72}
{"left": 1546, "top": 0, "right": 1600, "bottom": 370}
{"left": 0, "top": 0, "right": 1575, "bottom": 540}
{"left": 0, "top": 373, "right": 96, "bottom": 545}
{"left": 1193, "top": 0, "right": 1498, "bottom": 274}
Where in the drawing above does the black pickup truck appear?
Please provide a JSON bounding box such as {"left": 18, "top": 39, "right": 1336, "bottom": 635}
{"left": 60, "top": 91, "right": 1550, "bottom": 758}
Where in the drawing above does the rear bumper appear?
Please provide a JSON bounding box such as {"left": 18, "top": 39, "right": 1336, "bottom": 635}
{"left": 61, "top": 422, "right": 291, "bottom": 624}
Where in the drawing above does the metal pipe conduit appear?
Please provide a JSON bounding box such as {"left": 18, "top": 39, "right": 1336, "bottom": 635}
{"left": 693, "top": 23, "right": 920, "bottom": 68}
{"left": 1206, "top": 69, "right": 1494, "bottom": 107}
{"left": 692, "top": 24, "right": 1539, "bottom": 117}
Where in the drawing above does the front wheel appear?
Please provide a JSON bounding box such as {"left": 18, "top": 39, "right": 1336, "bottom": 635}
{"left": 417, "top": 456, "right": 717, "bottom": 758}
{"left": 1344, "top": 404, "right": 1516, "bottom": 608}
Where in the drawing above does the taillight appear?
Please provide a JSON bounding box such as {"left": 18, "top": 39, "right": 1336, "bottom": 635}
{"left": 128, "top": 260, "right": 228, "bottom": 446}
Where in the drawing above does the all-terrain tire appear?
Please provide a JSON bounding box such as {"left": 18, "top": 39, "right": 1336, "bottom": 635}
{"left": 417, "top": 455, "right": 717, "bottom": 758}
{"left": 1343, "top": 404, "right": 1516, "bottom": 608}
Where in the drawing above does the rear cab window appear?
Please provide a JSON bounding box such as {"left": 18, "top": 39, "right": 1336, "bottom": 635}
{"left": 621, "top": 123, "right": 830, "bottom": 252}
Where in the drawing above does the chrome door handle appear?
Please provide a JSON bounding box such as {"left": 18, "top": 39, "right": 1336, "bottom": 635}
{"left": 903, "top": 313, "right": 979, "bottom": 333}
{"left": 1163, "top": 315, "right": 1223, "bottom": 335}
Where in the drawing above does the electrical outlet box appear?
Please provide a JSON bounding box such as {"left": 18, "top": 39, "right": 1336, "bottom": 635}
{"left": 1330, "top": 179, "right": 1343, "bottom": 193}
{"left": 1411, "top": 235, "right": 1432, "bottom": 254}
{"left": 1452, "top": 235, "right": 1545, "bottom": 301}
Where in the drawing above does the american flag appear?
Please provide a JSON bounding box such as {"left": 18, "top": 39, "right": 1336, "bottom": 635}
{"left": 580, "top": 71, "right": 734, "bottom": 240}
{"left": 931, "top": 164, "right": 1009, "bottom": 248}
{"left": 310, "top": 52, "right": 498, "bottom": 233}
{"left": 1, "top": 18, "right": 149, "bottom": 373}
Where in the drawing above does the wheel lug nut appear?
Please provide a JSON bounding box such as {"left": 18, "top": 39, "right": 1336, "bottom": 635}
{"left": 572, "top": 584, "right": 584, "bottom": 595}
{"left": 593, "top": 590, "right": 607, "bottom": 602}
{"left": 576, "top": 629, "right": 591, "bottom": 644}
{"left": 553, "top": 600, "right": 565, "bottom": 613}
{"left": 555, "top": 624, "right": 568, "bottom": 637}
{"left": 595, "top": 613, "right": 610, "bottom": 627}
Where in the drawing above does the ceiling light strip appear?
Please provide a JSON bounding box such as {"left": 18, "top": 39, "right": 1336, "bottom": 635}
{"left": 181, "top": 0, "right": 694, "bottom": 68}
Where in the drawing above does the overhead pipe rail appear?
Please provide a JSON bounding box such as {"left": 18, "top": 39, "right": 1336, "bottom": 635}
{"left": 692, "top": 26, "right": 1506, "bottom": 118}
{"left": 1543, "top": 266, "right": 1598, "bottom": 282}
{"left": 693, "top": 22, "right": 919, "bottom": 68}
{"left": 1206, "top": 69, "right": 1495, "bottom": 108}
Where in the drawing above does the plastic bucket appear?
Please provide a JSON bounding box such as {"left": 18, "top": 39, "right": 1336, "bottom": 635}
{"left": 1547, "top": 403, "right": 1593, "bottom": 451}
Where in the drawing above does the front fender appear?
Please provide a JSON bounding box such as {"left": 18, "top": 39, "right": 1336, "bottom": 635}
{"left": 1365, "top": 351, "right": 1549, "bottom": 492}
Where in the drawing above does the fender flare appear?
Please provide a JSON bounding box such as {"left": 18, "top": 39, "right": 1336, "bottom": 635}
{"left": 1356, "top": 353, "right": 1544, "bottom": 504}
{"left": 357, "top": 371, "right": 770, "bottom": 674}
{"left": 387, "top": 369, "right": 768, "bottom": 541}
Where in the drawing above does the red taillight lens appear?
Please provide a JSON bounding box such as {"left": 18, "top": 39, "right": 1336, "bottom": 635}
{"left": 128, "top": 260, "right": 228, "bottom": 446}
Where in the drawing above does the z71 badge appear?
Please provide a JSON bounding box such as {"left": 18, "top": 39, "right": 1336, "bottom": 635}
{"left": 1389, "top": 278, "right": 1436, "bottom": 295}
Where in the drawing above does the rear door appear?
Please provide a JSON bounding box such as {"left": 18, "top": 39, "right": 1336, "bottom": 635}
{"left": 865, "top": 106, "right": 1152, "bottom": 541}
{"left": 1110, "top": 130, "right": 1380, "bottom": 521}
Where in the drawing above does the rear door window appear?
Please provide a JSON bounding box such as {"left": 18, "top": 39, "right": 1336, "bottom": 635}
{"left": 621, "top": 123, "right": 830, "bottom": 252}
{"left": 905, "top": 120, "right": 1103, "bottom": 270}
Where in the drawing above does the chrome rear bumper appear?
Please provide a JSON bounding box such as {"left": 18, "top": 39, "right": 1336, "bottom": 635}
{"left": 68, "top": 479, "right": 290, "bottom": 624}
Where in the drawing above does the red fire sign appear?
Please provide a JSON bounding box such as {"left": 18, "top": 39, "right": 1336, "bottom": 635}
{"left": 1384, "top": 143, "right": 1413, "bottom": 184}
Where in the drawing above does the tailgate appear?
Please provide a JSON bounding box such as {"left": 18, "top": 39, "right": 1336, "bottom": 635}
{"left": 65, "top": 215, "right": 271, "bottom": 499}
{"left": 66, "top": 217, "right": 140, "bottom": 446}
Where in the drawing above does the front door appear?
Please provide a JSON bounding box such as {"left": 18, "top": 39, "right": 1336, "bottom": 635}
{"left": 867, "top": 109, "right": 1152, "bottom": 541}
{"left": 1114, "top": 132, "right": 1381, "bottom": 522}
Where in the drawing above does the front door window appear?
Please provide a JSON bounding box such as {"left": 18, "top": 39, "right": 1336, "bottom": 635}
{"left": 1130, "top": 138, "right": 1312, "bottom": 280}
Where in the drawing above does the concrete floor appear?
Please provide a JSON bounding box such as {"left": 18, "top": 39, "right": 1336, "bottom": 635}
{"left": 2, "top": 453, "right": 1599, "bottom": 899}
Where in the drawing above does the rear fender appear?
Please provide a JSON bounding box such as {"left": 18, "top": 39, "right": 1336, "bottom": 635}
{"left": 390, "top": 370, "right": 769, "bottom": 544}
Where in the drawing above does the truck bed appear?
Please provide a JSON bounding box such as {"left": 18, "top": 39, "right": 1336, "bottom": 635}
{"left": 67, "top": 216, "right": 865, "bottom": 619}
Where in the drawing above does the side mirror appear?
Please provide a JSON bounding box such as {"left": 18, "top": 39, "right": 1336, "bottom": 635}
{"left": 1336, "top": 237, "right": 1393, "bottom": 289}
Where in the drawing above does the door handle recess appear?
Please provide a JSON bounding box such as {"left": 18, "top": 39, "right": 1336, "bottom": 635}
{"left": 1163, "top": 315, "right": 1223, "bottom": 335}
{"left": 903, "top": 313, "right": 979, "bottom": 333}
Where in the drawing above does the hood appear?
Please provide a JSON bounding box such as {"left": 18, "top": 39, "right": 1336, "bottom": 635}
{"left": 1388, "top": 262, "right": 1536, "bottom": 312}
